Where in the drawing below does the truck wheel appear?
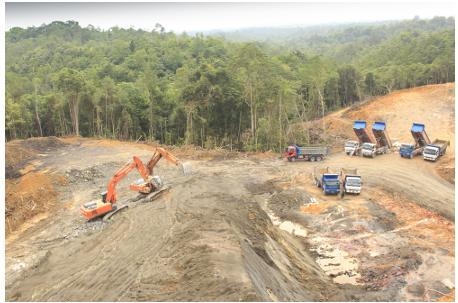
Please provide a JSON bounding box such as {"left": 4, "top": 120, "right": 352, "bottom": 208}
{"left": 316, "top": 156, "right": 322, "bottom": 161}
{"left": 311, "top": 156, "right": 316, "bottom": 162}
{"left": 287, "top": 157, "right": 292, "bottom": 162}
{"left": 371, "top": 153, "right": 375, "bottom": 158}
{"left": 409, "top": 153, "right": 413, "bottom": 159}
{"left": 291, "top": 157, "right": 296, "bottom": 162}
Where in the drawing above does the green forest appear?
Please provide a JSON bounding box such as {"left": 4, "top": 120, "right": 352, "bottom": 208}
{"left": 5, "top": 17, "right": 455, "bottom": 151}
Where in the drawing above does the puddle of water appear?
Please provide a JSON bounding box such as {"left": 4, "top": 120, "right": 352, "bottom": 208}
{"left": 262, "top": 199, "right": 308, "bottom": 238}
{"left": 310, "top": 237, "right": 362, "bottom": 285}
{"left": 261, "top": 195, "right": 359, "bottom": 284}
{"left": 278, "top": 221, "right": 307, "bottom": 237}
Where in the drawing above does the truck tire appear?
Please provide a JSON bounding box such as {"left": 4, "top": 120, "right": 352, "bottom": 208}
{"left": 409, "top": 153, "right": 413, "bottom": 159}
{"left": 287, "top": 157, "right": 292, "bottom": 162}
{"left": 371, "top": 153, "right": 375, "bottom": 158}
{"left": 311, "top": 156, "right": 316, "bottom": 162}
{"left": 316, "top": 156, "right": 322, "bottom": 161}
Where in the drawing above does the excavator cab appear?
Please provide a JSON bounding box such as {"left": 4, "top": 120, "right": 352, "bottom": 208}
{"left": 80, "top": 193, "right": 116, "bottom": 221}
{"left": 130, "top": 175, "right": 163, "bottom": 194}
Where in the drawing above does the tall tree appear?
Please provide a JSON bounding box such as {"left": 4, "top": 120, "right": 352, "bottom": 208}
{"left": 55, "top": 68, "right": 86, "bottom": 136}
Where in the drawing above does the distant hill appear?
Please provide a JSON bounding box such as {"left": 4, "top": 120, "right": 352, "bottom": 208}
{"left": 208, "top": 17, "right": 455, "bottom": 63}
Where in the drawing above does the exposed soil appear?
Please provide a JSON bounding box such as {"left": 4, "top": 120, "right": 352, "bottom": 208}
{"left": 5, "top": 84, "right": 455, "bottom": 301}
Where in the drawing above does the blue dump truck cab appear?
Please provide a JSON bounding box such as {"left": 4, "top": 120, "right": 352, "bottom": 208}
{"left": 313, "top": 167, "right": 340, "bottom": 195}
{"left": 322, "top": 174, "right": 340, "bottom": 195}
{"left": 399, "top": 143, "right": 416, "bottom": 158}
{"left": 399, "top": 123, "right": 430, "bottom": 159}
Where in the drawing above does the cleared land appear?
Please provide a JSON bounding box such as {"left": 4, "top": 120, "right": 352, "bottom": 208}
{"left": 5, "top": 84, "right": 455, "bottom": 301}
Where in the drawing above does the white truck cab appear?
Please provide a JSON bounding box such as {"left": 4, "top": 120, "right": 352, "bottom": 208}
{"left": 422, "top": 145, "right": 440, "bottom": 161}
{"left": 344, "top": 140, "right": 360, "bottom": 156}
{"left": 361, "top": 142, "right": 376, "bottom": 157}
{"left": 344, "top": 176, "right": 362, "bottom": 194}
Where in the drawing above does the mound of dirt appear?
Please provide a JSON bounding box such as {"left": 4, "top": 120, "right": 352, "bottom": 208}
{"left": 6, "top": 136, "right": 68, "bottom": 178}
{"left": 436, "top": 155, "right": 455, "bottom": 184}
{"left": 65, "top": 167, "right": 105, "bottom": 184}
{"left": 5, "top": 172, "right": 64, "bottom": 236}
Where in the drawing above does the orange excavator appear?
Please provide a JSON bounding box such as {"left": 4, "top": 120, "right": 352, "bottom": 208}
{"left": 80, "top": 147, "right": 186, "bottom": 221}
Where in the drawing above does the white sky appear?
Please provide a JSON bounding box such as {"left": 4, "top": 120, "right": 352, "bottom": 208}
{"left": 5, "top": 1, "right": 456, "bottom": 33}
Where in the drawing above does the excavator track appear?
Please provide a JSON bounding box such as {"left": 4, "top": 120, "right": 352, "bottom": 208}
{"left": 102, "top": 205, "right": 129, "bottom": 222}
{"left": 139, "top": 186, "right": 170, "bottom": 203}
{"left": 102, "top": 187, "right": 170, "bottom": 222}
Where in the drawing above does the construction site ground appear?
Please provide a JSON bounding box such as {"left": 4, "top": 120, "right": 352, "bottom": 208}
{"left": 4, "top": 83, "right": 455, "bottom": 301}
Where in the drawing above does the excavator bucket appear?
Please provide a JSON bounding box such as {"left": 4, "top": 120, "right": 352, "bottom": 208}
{"left": 181, "top": 162, "right": 192, "bottom": 175}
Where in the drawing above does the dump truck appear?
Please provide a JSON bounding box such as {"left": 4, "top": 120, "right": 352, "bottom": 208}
{"left": 361, "top": 142, "right": 388, "bottom": 158}
{"left": 346, "top": 120, "right": 372, "bottom": 156}
{"left": 344, "top": 140, "right": 361, "bottom": 156}
{"left": 372, "top": 121, "right": 392, "bottom": 149}
{"left": 285, "top": 145, "right": 329, "bottom": 162}
{"left": 340, "top": 168, "right": 362, "bottom": 194}
{"left": 399, "top": 143, "right": 423, "bottom": 159}
{"left": 423, "top": 139, "right": 450, "bottom": 162}
{"left": 362, "top": 121, "right": 392, "bottom": 157}
{"left": 399, "top": 123, "right": 431, "bottom": 159}
{"left": 313, "top": 167, "right": 340, "bottom": 195}
{"left": 353, "top": 120, "right": 373, "bottom": 143}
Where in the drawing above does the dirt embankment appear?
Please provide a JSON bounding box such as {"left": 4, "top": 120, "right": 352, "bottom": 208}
{"left": 5, "top": 137, "right": 69, "bottom": 236}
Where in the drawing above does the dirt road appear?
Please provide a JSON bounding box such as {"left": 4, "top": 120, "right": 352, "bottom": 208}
{"left": 5, "top": 137, "right": 455, "bottom": 301}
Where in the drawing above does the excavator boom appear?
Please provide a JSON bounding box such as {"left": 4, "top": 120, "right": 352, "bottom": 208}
{"left": 105, "top": 156, "right": 149, "bottom": 203}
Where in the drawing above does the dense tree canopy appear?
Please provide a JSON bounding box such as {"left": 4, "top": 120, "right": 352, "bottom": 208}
{"left": 5, "top": 17, "right": 455, "bottom": 151}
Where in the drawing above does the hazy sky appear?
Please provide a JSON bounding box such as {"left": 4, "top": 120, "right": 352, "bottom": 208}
{"left": 5, "top": 1, "right": 456, "bottom": 33}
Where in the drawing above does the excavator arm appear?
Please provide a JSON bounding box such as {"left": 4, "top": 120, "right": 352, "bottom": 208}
{"left": 104, "top": 156, "right": 150, "bottom": 203}
{"left": 146, "top": 147, "right": 182, "bottom": 175}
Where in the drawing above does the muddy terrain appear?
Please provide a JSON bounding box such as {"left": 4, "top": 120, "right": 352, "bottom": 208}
{"left": 5, "top": 84, "right": 455, "bottom": 301}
